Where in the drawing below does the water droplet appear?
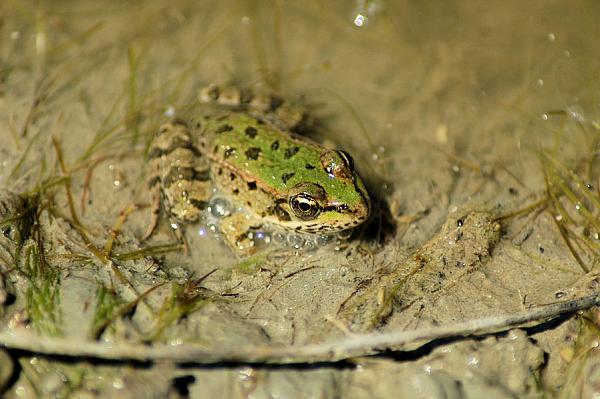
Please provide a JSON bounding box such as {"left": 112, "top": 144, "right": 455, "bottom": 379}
{"left": 164, "top": 105, "right": 175, "bottom": 117}
{"left": 568, "top": 107, "right": 585, "bottom": 122}
{"left": 536, "top": 78, "right": 544, "bottom": 86}
{"left": 112, "top": 377, "right": 125, "bottom": 390}
{"left": 547, "top": 32, "right": 556, "bottom": 41}
{"left": 353, "top": 14, "right": 368, "bottom": 27}
{"left": 542, "top": 113, "right": 549, "bottom": 121}
{"left": 555, "top": 291, "right": 566, "bottom": 299}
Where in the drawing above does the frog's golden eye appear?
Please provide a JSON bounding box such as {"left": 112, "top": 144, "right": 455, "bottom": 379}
{"left": 289, "top": 193, "right": 320, "bottom": 220}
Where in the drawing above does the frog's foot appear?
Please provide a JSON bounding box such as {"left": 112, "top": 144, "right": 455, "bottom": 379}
{"left": 170, "top": 219, "right": 191, "bottom": 255}
{"left": 218, "top": 212, "right": 262, "bottom": 256}
{"left": 198, "top": 84, "right": 307, "bottom": 131}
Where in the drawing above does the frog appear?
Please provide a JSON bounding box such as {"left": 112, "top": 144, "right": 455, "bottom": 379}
{"left": 143, "top": 84, "right": 371, "bottom": 255}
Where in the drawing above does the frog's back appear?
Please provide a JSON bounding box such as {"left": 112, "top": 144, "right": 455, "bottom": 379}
{"left": 195, "top": 113, "right": 325, "bottom": 196}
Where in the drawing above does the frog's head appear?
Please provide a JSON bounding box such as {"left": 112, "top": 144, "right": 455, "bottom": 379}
{"left": 275, "top": 150, "right": 370, "bottom": 233}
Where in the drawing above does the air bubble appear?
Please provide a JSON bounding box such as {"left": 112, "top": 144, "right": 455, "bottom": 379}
{"left": 250, "top": 230, "right": 271, "bottom": 245}
{"left": 272, "top": 232, "right": 287, "bottom": 244}
{"left": 207, "top": 223, "right": 218, "bottom": 233}
{"left": 208, "top": 198, "right": 232, "bottom": 218}
{"left": 287, "top": 234, "right": 305, "bottom": 249}
{"left": 304, "top": 239, "right": 316, "bottom": 250}
{"left": 317, "top": 235, "right": 333, "bottom": 246}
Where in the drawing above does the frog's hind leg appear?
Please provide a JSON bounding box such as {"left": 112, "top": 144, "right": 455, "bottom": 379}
{"left": 142, "top": 151, "right": 163, "bottom": 240}
{"left": 198, "top": 84, "right": 307, "bottom": 132}
{"left": 143, "top": 121, "right": 211, "bottom": 255}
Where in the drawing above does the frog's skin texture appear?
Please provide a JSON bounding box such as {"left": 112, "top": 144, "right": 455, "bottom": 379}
{"left": 145, "top": 85, "right": 371, "bottom": 254}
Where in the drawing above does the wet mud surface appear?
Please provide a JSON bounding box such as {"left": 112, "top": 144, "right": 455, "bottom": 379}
{"left": 1, "top": 1, "right": 600, "bottom": 397}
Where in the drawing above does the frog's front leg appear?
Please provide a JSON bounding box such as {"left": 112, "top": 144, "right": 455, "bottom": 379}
{"left": 218, "top": 212, "right": 263, "bottom": 256}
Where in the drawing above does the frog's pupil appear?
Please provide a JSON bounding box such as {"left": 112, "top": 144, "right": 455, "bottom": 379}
{"left": 290, "top": 194, "right": 320, "bottom": 220}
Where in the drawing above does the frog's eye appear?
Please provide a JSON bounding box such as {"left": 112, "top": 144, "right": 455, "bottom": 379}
{"left": 289, "top": 193, "right": 320, "bottom": 220}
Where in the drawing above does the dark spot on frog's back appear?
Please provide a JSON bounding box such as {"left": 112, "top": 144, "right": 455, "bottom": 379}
{"left": 215, "top": 124, "right": 234, "bottom": 133}
{"left": 247, "top": 181, "right": 257, "bottom": 190}
{"left": 282, "top": 172, "right": 296, "bottom": 184}
{"left": 245, "top": 126, "right": 258, "bottom": 138}
{"left": 224, "top": 148, "right": 236, "bottom": 158}
{"left": 189, "top": 198, "right": 209, "bottom": 210}
{"left": 305, "top": 163, "right": 315, "bottom": 170}
{"left": 245, "top": 147, "right": 261, "bottom": 161}
{"left": 284, "top": 146, "right": 300, "bottom": 159}
{"left": 271, "top": 141, "right": 279, "bottom": 151}
{"left": 163, "top": 166, "right": 209, "bottom": 186}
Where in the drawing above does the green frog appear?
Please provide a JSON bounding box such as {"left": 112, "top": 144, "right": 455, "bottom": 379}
{"left": 144, "top": 85, "right": 371, "bottom": 254}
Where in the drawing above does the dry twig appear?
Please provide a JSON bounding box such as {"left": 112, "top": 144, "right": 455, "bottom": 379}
{"left": 0, "top": 292, "right": 597, "bottom": 365}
